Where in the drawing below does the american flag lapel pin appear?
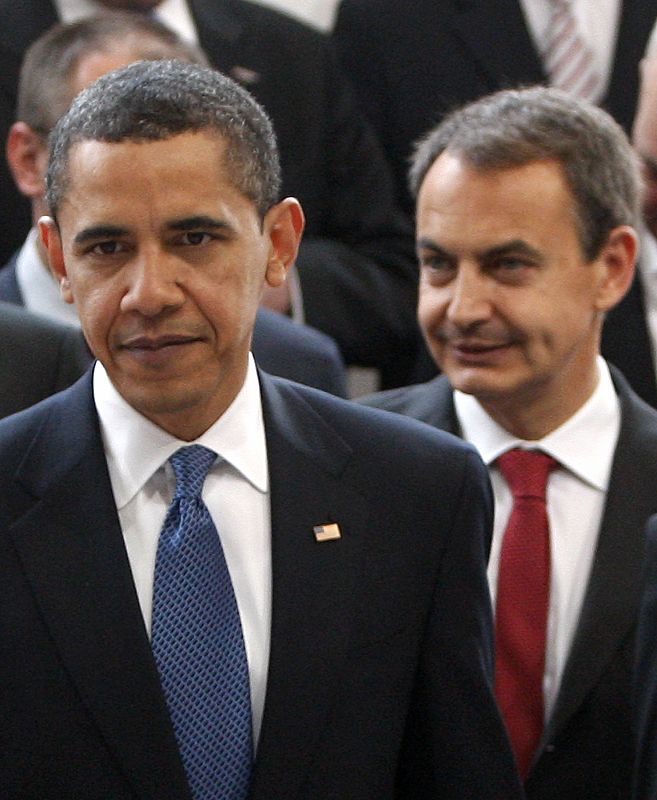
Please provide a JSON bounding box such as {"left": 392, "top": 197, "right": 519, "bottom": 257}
{"left": 313, "top": 523, "right": 341, "bottom": 542}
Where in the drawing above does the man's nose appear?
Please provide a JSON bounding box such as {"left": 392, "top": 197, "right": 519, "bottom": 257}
{"left": 120, "top": 247, "right": 185, "bottom": 317}
{"left": 445, "top": 265, "right": 493, "bottom": 328}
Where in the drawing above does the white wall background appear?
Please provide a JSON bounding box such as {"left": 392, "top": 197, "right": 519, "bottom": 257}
{"left": 249, "top": 0, "right": 339, "bottom": 30}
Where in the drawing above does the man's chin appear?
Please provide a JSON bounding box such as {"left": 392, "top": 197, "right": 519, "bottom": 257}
{"left": 443, "top": 365, "right": 512, "bottom": 402}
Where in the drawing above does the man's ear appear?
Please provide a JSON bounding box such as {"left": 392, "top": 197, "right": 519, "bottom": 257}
{"left": 38, "top": 215, "right": 74, "bottom": 304}
{"left": 593, "top": 225, "right": 639, "bottom": 313}
{"left": 263, "top": 197, "right": 305, "bottom": 288}
{"left": 6, "top": 122, "right": 48, "bottom": 199}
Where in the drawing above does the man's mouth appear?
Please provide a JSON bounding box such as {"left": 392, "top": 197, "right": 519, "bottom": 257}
{"left": 121, "top": 334, "right": 202, "bottom": 352}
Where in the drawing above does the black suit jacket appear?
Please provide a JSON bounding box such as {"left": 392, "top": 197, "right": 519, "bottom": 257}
{"left": 602, "top": 270, "right": 657, "bottom": 408}
{"left": 0, "top": 300, "right": 90, "bottom": 417}
{"left": 334, "top": 0, "right": 657, "bottom": 213}
{"left": 0, "top": 0, "right": 425, "bottom": 385}
{"left": 633, "top": 515, "right": 657, "bottom": 800}
{"left": 362, "top": 368, "right": 657, "bottom": 800}
{"left": 0, "top": 369, "right": 522, "bottom": 798}
{"left": 0, "top": 253, "right": 348, "bottom": 396}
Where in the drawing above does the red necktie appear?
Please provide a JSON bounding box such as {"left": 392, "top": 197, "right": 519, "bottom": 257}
{"left": 494, "top": 448, "right": 558, "bottom": 779}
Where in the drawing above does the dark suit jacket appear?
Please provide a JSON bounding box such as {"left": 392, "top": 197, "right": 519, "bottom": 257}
{"left": 0, "top": 300, "right": 90, "bottom": 417}
{"left": 0, "top": 369, "right": 522, "bottom": 799}
{"left": 633, "top": 515, "right": 657, "bottom": 800}
{"left": 0, "top": 0, "right": 425, "bottom": 386}
{"left": 334, "top": 0, "right": 657, "bottom": 213}
{"left": 362, "top": 367, "right": 657, "bottom": 800}
{"left": 602, "top": 271, "right": 657, "bottom": 408}
{"left": 0, "top": 253, "right": 347, "bottom": 396}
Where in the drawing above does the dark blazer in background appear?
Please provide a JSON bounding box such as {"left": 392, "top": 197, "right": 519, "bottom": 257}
{"left": 633, "top": 515, "right": 657, "bottom": 800}
{"left": 0, "top": 254, "right": 348, "bottom": 396}
{"left": 0, "top": 0, "right": 426, "bottom": 387}
{"left": 602, "top": 271, "right": 657, "bottom": 408}
{"left": 334, "top": 0, "right": 657, "bottom": 213}
{"left": 0, "top": 300, "right": 91, "bottom": 417}
{"left": 0, "top": 369, "right": 523, "bottom": 799}
{"left": 362, "top": 367, "right": 657, "bottom": 800}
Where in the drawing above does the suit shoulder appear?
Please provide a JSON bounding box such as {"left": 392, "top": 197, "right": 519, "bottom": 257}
{"left": 267, "top": 374, "right": 473, "bottom": 464}
{"left": 359, "top": 375, "right": 451, "bottom": 425}
{"left": 360, "top": 378, "right": 442, "bottom": 411}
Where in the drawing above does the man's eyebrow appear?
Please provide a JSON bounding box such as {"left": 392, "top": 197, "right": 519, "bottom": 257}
{"left": 416, "top": 237, "right": 543, "bottom": 261}
{"left": 73, "top": 225, "right": 130, "bottom": 246}
{"left": 167, "top": 216, "right": 233, "bottom": 232}
{"left": 483, "top": 240, "right": 543, "bottom": 261}
{"left": 416, "top": 237, "right": 449, "bottom": 254}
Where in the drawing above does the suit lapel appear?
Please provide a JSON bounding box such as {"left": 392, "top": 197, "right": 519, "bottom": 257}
{"left": 540, "top": 372, "right": 657, "bottom": 750}
{"left": 250, "top": 374, "right": 368, "bottom": 799}
{"left": 450, "top": 0, "right": 545, "bottom": 90}
{"left": 8, "top": 376, "right": 190, "bottom": 799}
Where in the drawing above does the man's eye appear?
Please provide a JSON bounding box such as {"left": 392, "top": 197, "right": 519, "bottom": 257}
{"left": 180, "top": 232, "right": 212, "bottom": 246}
{"left": 419, "top": 254, "right": 451, "bottom": 272}
{"left": 497, "top": 257, "right": 528, "bottom": 270}
{"left": 90, "top": 241, "right": 123, "bottom": 255}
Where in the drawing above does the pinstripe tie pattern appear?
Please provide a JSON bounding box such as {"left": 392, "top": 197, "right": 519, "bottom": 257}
{"left": 151, "top": 445, "right": 253, "bottom": 800}
{"left": 542, "top": 0, "right": 603, "bottom": 103}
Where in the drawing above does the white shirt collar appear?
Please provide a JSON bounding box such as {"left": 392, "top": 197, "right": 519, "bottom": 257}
{"left": 454, "top": 356, "right": 620, "bottom": 491}
{"left": 54, "top": 0, "right": 199, "bottom": 44}
{"left": 94, "top": 353, "right": 268, "bottom": 510}
{"left": 15, "top": 229, "right": 81, "bottom": 328}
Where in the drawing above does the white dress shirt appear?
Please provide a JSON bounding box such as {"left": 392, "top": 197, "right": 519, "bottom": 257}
{"left": 519, "top": 0, "right": 621, "bottom": 101}
{"left": 250, "top": 0, "right": 338, "bottom": 31}
{"left": 15, "top": 228, "right": 80, "bottom": 328}
{"left": 454, "top": 357, "right": 620, "bottom": 719}
{"left": 93, "top": 354, "right": 271, "bottom": 744}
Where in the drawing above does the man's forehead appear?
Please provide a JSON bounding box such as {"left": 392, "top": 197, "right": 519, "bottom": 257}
{"left": 62, "top": 130, "right": 229, "bottom": 184}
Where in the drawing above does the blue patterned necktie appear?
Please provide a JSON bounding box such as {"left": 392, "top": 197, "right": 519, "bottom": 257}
{"left": 151, "top": 445, "right": 253, "bottom": 800}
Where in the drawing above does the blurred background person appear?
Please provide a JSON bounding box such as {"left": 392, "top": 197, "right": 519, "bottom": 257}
{"left": 334, "top": 0, "right": 657, "bottom": 215}
{"left": 0, "top": 0, "right": 426, "bottom": 389}
{"left": 1, "top": 13, "right": 348, "bottom": 396}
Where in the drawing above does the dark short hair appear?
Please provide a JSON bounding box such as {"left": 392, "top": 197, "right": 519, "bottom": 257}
{"left": 46, "top": 58, "right": 282, "bottom": 220}
{"left": 409, "top": 86, "right": 640, "bottom": 260}
{"left": 18, "top": 12, "right": 207, "bottom": 135}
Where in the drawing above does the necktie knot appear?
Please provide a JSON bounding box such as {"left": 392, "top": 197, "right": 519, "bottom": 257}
{"left": 169, "top": 445, "right": 217, "bottom": 500}
{"left": 497, "top": 448, "right": 558, "bottom": 501}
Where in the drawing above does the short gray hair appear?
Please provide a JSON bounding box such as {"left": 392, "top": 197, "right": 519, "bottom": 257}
{"left": 409, "top": 86, "right": 640, "bottom": 260}
{"left": 46, "top": 58, "right": 281, "bottom": 221}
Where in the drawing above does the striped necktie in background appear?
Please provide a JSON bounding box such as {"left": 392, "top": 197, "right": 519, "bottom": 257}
{"left": 541, "top": 0, "right": 604, "bottom": 103}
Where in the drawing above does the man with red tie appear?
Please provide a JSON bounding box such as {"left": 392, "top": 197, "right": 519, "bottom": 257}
{"left": 362, "top": 85, "right": 657, "bottom": 800}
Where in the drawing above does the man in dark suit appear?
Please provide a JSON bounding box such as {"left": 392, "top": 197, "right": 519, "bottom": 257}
{"left": 363, "top": 86, "right": 657, "bottom": 800}
{"left": 334, "top": 0, "right": 657, "bottom": 215}
{"left": 0, "top": 59, "right": 522, "bottom": 798}
{"left": 0, "top": 300, "right": 90, "bottom": 416}
{"left": 0, "top": 0, "right": 425, "bottom": 387}
{"left": 0, "top": 13, "right": 347, "bottom": 397}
